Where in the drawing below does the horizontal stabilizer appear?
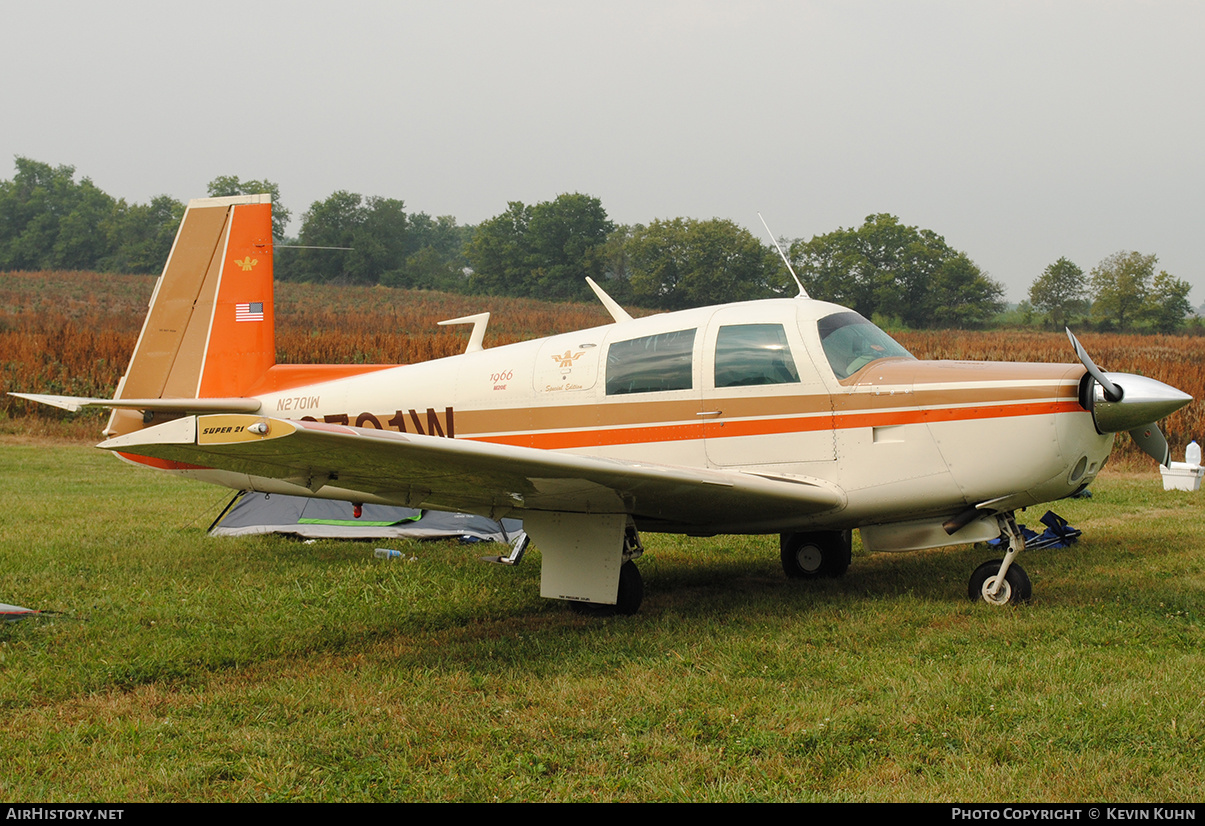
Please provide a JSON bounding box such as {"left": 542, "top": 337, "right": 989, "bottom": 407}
{"left": 9, "top": 393, "right": 261, "bottom": 415}
{"left": 1, "top": 602, "right": 38, "bottom": 621}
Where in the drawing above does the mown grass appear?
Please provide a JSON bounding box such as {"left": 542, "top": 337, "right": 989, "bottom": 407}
{"left": 0, "top": 441, "right": 1202, "bottom": 801}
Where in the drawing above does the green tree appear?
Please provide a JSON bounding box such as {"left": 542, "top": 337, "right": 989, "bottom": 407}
{"left": 294, "top": 191, "right": 371, "bottom": 283}
{"left": 1090, "top": 251, "right": 1156, "bottom": 330}
{"left": 596, "top": 224, "right": 638, "bottom": 303}
{"left": 404, "top": 212, "right": 467, "bottom": 260}
{"left": 1145, "top": 269, "right": 1192, "bottom": 333}
{"left": 348, "top": 196, "right": 408, "bottom": 284}
{"left": 387, "top": 212, "right": 471, "bottom": 291}
{"left": 930, "top": 252, "right": 1004, "bottom": 328}
{"left": 526, "top": 193, "right": 615, "bottom": 301}
{"left": 0, "top": 158, "right": 116, "bottom": 271}
{"left": 383, "top": 246, "right": 463, "bottom": 292}
{"left": 1029, "top": 257, "right": 1087, "bottom": 329}
{"left": 101, "top": 195, "right": 185, "bottom": 274}
{"left": 466, "top": 194, "right": 614, "bottom": 300}
{"left": 623, "top": 218, "right": 779, "bottom": 310}
{"left": 466, "top": 201, "right": 531, "bottom": 296}
{"left": 0, "top": 158, "right": 184, "bottom": 274}
{"left": 48, "top": 176, "right": 116, "bottom": 270}
{"left": 206, "top": 175, "right": 291, "bottom": 241}
{"left": 789, "top": 214, "right": 1001, "bottom": 327}
{"left": 292, "top": 192, "right": 410, "bottom": 285}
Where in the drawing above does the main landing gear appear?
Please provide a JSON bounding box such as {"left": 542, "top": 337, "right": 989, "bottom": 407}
{"left": 780, "top": 530, "right": 852, "bottom": 579}
{"left": 968, "top": 512, "right": 1032, "bottom": 606}
{"left": 568, "top": 524, "right": 645, "bottom": 617}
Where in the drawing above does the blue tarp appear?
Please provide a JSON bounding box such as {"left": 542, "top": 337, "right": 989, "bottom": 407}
{"left": 988, "top": 510, "right": 1082, "bottom": 550}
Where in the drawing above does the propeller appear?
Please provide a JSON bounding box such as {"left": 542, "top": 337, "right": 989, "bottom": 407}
{"left": 1129, "top": 424, "right": 1171, "bottom": 468}
{"left": 1065, "top": 328, "right": 1122, "bottom": 403}
{"left": 1066, "top": 328, "right": 1191, "bottom": 466}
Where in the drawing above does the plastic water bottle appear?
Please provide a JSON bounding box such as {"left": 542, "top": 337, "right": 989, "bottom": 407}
{"left": 1186, "top": 440, "right": 1201, "bottom": 466}
{"left": 374, "top": 548, "right": 402, "bottom": 559}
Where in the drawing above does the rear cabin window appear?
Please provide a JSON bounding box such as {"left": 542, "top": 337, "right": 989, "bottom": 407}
{"left": 606, "top": 329, "right": 696, "bottom": 395}
{"left": 714, "top": 324, "right": 801, "bottom": 387}
{"left": 817, "top": 311, "right": 914, "bottom": 379}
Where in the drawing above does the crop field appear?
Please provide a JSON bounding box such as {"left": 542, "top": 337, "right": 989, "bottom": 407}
{"left": 0, "top": 443, "right": 1202, "bottom": 802}
{"left": 3, "top": 270, "right": 1203, "bottom": 464}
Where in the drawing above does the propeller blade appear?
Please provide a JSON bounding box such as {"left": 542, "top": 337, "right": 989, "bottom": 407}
{"left": 1129, "top": 423, "right": 1171, "bottom": 467}
{"left": 1066, "top": 328, "right": 1122, "bottom": 402}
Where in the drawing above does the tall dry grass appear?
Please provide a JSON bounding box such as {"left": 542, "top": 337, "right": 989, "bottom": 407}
{"left": 2, "top": 271, "right": 1201, "bottom": 460}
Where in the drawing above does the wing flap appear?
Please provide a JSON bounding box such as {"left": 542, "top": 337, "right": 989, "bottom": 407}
{"left": 99, "top": 414, "right": 846, "bottom": 529}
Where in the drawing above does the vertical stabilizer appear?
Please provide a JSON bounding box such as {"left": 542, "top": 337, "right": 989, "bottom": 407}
{"left": 107, "top": 195, "right": 276, "bottom": 437}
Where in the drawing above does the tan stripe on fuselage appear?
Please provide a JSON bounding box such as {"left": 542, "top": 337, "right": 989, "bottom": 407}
{"left": 438, "top": 363, "right": 1083, "bottom": 447}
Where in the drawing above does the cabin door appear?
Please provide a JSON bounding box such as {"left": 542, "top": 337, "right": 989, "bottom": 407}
{"left": 701, "top": 305, "right": 836, "bottom": 467}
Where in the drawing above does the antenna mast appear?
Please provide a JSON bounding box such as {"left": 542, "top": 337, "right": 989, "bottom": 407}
{"left": 757, "top": 212, "right": 808, "bottom": 299}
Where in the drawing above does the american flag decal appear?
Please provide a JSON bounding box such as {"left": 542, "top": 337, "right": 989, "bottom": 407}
{"left": 236, "top": 302, "right": 264, "bottom": 322}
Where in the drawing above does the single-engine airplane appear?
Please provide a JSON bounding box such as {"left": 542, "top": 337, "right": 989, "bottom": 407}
{"left": 13, "top": 195, "right": 1193, "bottom": 614}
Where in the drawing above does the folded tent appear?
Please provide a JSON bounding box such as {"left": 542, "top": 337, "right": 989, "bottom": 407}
{"left": 208, "top": 491, "right": 522, "bottom": 544}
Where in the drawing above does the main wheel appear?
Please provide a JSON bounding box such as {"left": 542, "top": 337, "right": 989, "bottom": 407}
{"left": 780, "top": 531, "right": 851, "bottom": 579}
{"left": 568, "top": 560, "right": 644, "bottom": 616}
{"left": 968, "top": 559, "right": 1032, "bottom": 606}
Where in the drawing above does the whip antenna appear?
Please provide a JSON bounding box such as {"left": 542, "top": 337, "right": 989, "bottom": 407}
{"left": 757, "top": 212, "right": 808, "bottom": 299}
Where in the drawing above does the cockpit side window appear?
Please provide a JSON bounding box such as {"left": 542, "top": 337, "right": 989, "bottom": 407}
{"left": 817, "top": 311, "right": 914, "bottom": 379}
{"left": 606, "top": 328, "right": 696, "bottom": 395}
{"left": 714, "top": 324, "right": 800, "bottom": 387}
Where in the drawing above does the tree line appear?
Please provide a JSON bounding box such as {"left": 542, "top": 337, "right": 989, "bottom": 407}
{"left": 1026, "top": 253, "right": 1193, "bottom": 334}
{"left": 0, "top": 157, "right": 1194, "bottom": 331}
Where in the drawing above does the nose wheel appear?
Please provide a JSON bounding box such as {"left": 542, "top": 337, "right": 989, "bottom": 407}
{"left": 968, "top": 558, "right": 1031, "bottom": 605}
{"left": 969, "top": 513, "right": 1032, "bottom": 606}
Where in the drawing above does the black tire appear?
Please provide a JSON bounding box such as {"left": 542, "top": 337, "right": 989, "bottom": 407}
{"left": 968, "top": 559, "right": 1032, "bottom": 606}
{"left": 568, "top": 560, "right": 643, "bottom": 616}
{"left": 780, "top": 531, "right": 851, "bottom": 579}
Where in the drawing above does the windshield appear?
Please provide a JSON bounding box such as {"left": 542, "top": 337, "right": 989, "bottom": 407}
{"left": 817, "top": 311, "right": 914, "bottom": 379}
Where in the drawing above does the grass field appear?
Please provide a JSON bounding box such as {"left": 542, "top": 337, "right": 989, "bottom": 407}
{"left": 1, "top": 440, "right": 1202, "bottom": 802}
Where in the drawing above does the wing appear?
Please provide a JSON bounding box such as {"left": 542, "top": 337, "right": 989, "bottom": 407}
{"left": 99, "top": 414, "right": 846, "bottom": 533}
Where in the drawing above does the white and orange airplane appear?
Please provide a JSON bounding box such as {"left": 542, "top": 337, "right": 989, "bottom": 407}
{"left": 13, "top": 195, "right": 1193, "bottom": 614}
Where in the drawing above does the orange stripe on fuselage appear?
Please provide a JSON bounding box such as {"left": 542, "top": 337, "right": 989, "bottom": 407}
{"left": 471, "top": 398, "right": 1084, "bottom": 450}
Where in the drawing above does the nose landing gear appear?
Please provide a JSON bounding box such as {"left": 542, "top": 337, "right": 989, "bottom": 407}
{"left": 969, "top": 512, "right": 1031, "bottom": 606}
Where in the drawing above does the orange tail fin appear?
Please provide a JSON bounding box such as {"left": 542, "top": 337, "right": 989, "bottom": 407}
{"left": 108, "top": 195, "right": 276, "bottom": 436}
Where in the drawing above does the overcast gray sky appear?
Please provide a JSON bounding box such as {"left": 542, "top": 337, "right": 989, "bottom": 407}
{"left": 3, "top": 0, "right": 1201, "bottom": 304}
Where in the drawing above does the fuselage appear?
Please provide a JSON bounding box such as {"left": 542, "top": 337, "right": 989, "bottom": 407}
{"left": 220, "top": 297, "right": 1110, "bottom": 538}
